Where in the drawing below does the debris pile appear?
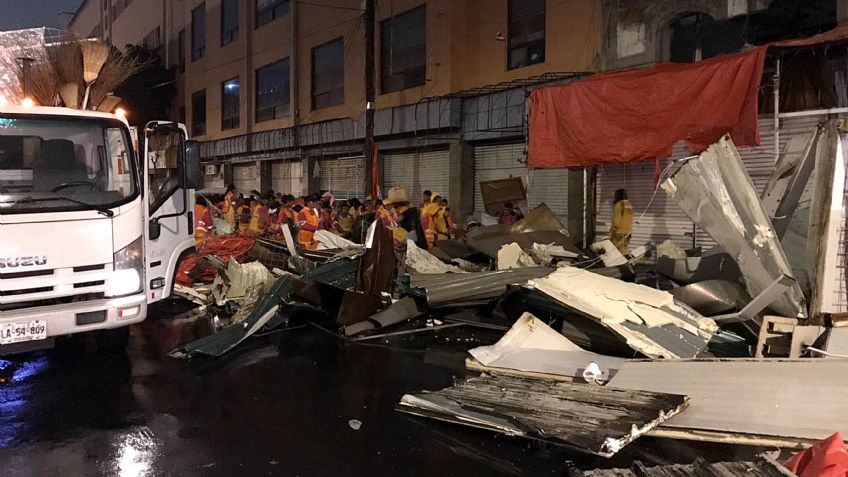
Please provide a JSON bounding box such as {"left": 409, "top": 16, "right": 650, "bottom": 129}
{"left": 167, "top": 124, "right": 848, "bottom": 466}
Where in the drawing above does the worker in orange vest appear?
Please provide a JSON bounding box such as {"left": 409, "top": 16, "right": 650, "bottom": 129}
{"left": 296, "top": 196, "right": 320, "bottom": 249}
{"left": 236, "top": 196, "right": 253, "bottom": 235}
{"left": 194, "top": 196, "right": 214, "bottom": 247}
{"left": 248, "top": 198, "right": 270, "bottom": 235}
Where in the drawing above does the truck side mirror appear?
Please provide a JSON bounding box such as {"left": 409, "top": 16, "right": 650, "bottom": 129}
{"left": 183, "top": 140, "right": 202, "bottom": 189}
{"left": 149, "top": 218, "right": 162, "bottom": 240}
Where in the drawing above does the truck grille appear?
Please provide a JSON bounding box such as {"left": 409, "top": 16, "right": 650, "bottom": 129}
{"left": 0, "top": 263, "right": 112, "bottom": 309}
{"left": 0, "top": 293, "right": 105, "bottom": 312}
{"left": 0, "top": 269, "right": 54, "bottom": 280}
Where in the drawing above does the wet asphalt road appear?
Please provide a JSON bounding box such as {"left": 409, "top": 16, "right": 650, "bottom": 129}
{"left": 0, "top": 301, "right": 762, "bottom": 476}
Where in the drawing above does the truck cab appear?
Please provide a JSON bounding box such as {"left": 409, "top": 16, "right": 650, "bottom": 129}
{"left": 0, "top": 105, "right": 198, "bottom": 353}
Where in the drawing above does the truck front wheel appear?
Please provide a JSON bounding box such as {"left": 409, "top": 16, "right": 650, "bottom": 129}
{"left": 95, "top": 327, "right": 131, "bottom": 352}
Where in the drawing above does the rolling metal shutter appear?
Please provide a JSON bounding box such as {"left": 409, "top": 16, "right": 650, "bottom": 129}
{"left": 202, "top": 164, "right": 225, "bottom": 189}
{"left": 527, "top": 168, "right": 569, "bottom": 221}
{"left": 232, "top": 162, "right": 258, "bottom": 195}
{"left": 319, "top": 156, "right": 365, "bottom": 200}
{"left": 594, "top": 114, "right": 828, "bottom": 249}
{"left": 382, "top": 149, "right": 450, "bottom": 203}
{"left": 270, "top": 159, "right": 303, "bottom": 197}
{"left": 473, "top": 143, "right": 527, "bottom": 215}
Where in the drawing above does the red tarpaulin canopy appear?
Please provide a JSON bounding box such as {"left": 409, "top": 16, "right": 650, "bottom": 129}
{"left": 528, "top": 47, "right": 767, "bottom": 168}
{"left": 528, "top": 23, "right": 848, "bottom": 168}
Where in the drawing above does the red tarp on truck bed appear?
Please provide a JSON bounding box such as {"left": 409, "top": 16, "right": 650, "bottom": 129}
{"left": 528, "top": 47, "right": 768, "bottom": 168}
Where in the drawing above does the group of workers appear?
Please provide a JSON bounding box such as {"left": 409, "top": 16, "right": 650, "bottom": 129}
{"left": 194, "top": 186, "right": 458, "bottom": 251}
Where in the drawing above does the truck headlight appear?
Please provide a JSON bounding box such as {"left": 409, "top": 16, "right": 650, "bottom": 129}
{"left": 106, "top": 236, "right": 144, "bottom": 297}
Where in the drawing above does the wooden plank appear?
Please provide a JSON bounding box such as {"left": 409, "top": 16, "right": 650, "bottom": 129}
{"left": 607, "top": 360, "right": 848, "bottom": 443}
{"left": 398, "top": 374, "right": 688, "bottom": 457}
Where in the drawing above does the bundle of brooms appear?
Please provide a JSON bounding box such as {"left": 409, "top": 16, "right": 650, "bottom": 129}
{"left": 4, "top": 35, "right": 141, "bottom": 111}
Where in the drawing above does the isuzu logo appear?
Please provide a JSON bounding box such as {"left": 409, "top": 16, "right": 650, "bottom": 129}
{"left": 0, "top": 256, "right": 48, "bottom": 268}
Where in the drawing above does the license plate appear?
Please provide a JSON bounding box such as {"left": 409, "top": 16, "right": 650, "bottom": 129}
{"left": 0, "top": 320, "right": 47, "bottom": 345}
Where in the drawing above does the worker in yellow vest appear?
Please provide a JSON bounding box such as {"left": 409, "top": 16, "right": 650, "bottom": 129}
{"left": 221, "top": 185, "right": 236, "bottom": 229}
{"left": 610, "top": 188, "right": 634, "bottom": 254}
{"left": 194, "top": 196, "right": 213, "bottom": 247}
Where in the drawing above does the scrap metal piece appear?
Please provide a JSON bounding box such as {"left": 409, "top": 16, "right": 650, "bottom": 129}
{"left": 607, "top": 359, "right": 848, "bottom": 446}
{"left": 577, "top": 457, "right": 795, "bottom": 477}
{"left": 411, "top": 267, "right": 555, "bottom": 307}
{"left": 711, "top": 274, "right": 797, "bottom": 324}
{"left": 397, "top": 374, "right": 689, "bottom": 457}
{"left": 669, "top": 279, "right": 750, "bottom": 316}
{"left": 656, "top": 252, "right": 742, "bottom": 285}
{"left": 176, "top": 259, "right": 360, "bottom": 358}
{"left": 344, "top": 297, "right": 422, "bottom": 336}
{"left": 356, "top": 221, "right": 395, "bottom": 296}
{"left": 509, "top": 203, "right": 568, "bottom": 236}
{"left": 661, "top": 135, "right": 806, "bottom": 318}
{"left": 530, "top": 267, "right": 717, "bottom": 359}
{"left": 468, "top": 313, "right": 627, "bottom": 382}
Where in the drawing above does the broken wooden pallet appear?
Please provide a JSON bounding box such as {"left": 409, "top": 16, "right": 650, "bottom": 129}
{"left": 397, "top": 374, "right": 688, "bottom": 457}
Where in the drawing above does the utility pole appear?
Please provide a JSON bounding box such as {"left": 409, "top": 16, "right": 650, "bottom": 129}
{"left": 364, "top": 0, "right": 376, "bottom": 198}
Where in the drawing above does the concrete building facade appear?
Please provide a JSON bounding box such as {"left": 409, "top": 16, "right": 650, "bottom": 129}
{"left": 68, "top": 0, "right": 603, "bottom": 237}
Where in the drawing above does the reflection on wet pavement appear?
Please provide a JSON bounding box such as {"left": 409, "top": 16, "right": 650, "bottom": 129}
{"left": 0, "top": 301, "right": 764, "bottom": 476}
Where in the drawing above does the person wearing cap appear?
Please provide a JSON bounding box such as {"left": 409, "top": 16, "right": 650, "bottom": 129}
{"left": 420, "top": 190, "right": 432, "bottom": 209}
{"left": 386, "top": 187, "right": 428, "bottom": 249}
{"left": 421, "top": 192, "right": 448, "bottom": 248}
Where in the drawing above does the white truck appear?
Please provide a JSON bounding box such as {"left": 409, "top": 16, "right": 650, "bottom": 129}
{"left": 0, "top": 102, "right": 200, "bottom": 353}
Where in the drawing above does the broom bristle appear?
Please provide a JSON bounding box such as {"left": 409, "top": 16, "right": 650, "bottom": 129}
{"left": 80, "top": 41, "right": 110, "bottom": 84}
{"left": 96, "top": 95, "right": 121, "bottom": 112}
{"left": 58, "top": 83, "right": 79, "bottom": 108}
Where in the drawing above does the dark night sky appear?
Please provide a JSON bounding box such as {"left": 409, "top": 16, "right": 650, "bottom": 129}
{"left": 0, "top": 0, "right": 83, "bottom": 30}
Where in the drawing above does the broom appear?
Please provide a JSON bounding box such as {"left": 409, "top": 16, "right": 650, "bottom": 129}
{"left": 58, "top": 83, "right": 79, "bottom": 109}
{"left": 96, "top": 95, "right": 121, "bottom": 112}
{"left": 79, "top": 41, "right": 109, "bottom": 110}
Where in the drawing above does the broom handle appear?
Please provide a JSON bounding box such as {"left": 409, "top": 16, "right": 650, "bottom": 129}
{"left": 81, "top": 83, "right": 92, "bottom": 110}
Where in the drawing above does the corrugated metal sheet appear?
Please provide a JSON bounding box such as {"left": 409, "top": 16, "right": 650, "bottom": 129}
{"left": 233, "top": 163, "right": 258, "bottom": 194}
{"left": 382, "top": 149, "right": 451, "bottom": 202}
{"left": 473, "top": 143, "right": 527, "bottom": 215}
{"left": 595, "top": 114, "right": 828, "bottom": 249}
{"left": 411, "top": 268, "right": 554, "bottom": 306}
{"left": 270, "top": 159, "right": 303, "bottom": 197}
{"left": 319, "top": 156, "right": 365, "bottom": 200}
{"left": 528, "top": 168, "right": 569, "bottom": 221}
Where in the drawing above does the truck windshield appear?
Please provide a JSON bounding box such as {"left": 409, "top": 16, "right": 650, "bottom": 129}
{"left": 0, "top": 115, "right": 137, "bottom": 214}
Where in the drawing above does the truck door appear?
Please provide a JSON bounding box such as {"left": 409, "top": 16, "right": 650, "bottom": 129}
{"left": 142, "top": 122, "right": 201, "bottom": 304}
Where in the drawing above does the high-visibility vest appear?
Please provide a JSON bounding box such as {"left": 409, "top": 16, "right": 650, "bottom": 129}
{"left": 297, "top": 208, "right": 319, "bottom": 248}
{"left": 248, "top": 204, "right": 269, "bottom": 235}
{"left": 222, "top": 192, "right": 236, "bottom": 226}
{"left": 194, "top": 204, "right": 208, "bottom": 243}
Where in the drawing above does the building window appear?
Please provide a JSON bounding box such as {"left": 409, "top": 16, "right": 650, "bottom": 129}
{"left": 380, "top": 5, "right": 426, "bottom": 93}
{"left": 256, "top": 0, "right": 289, "bottom": 28}
{"left": 177, "top": 29, "right": 185, "bottom": 73}
{"left": 311, "top": 38, "right": 344, "bottom": 109}
{"left": 191, "top": 4, "right": 206, "bottom": 61}
{"left": 507, "top": 0, "right": 545, "bottom": 69}
{"left": 191, "top": 90, "right": 206, "bottom": 136}
{"left": 222, "top": 78, "right": 240, "bottom": 130}
{"left": 256, "top": 58, "right": 291, "bottom": 122}
{"left": 221, "top": 0, "right": 239, "bottom": 46}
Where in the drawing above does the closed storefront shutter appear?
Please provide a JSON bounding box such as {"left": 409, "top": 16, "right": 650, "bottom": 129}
{"left": 232, "top": 163, "right": 258, "bottom": 195}
{"left": 527, "top": 168, "right": 569, "bottom": 221}
{"left": 202, "top": 164, "right": 225, "bottom": 189}
{"left": 270, "top": 159, "right": 303, "bottom": 197}
{"left": 382, "top": 149, "right": 450, "bottom": 204}
{"left": 319, "top": 156, "right": 365, "bottom": 200}
{"left": 473, "top": 143, "right": 527, "bottom": 215}
{"left": 594, "top": 114, "right": 828, "bottom": 249}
